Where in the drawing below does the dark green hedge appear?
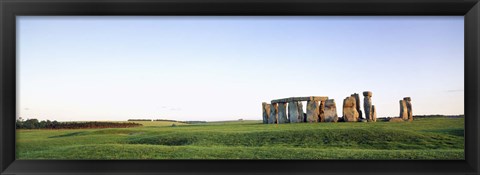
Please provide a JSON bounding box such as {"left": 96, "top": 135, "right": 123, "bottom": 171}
{"left": 16, "top": 119, "right": 142, "bottom": 129}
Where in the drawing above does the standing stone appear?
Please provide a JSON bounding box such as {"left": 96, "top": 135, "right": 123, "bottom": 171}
{"left": 318, "top": 100, "right": 326, "bottom": 122}
{"left": 306, "top": 100, "right": 320, "bottom": 122}
{"left": 297, "top": 102, "right": 305, "bottom": 122}
{"left": 342, "top": 95, "right": 359, "bottom": 122}
{"left": 262, "top": 102, "right": 271, "bottom": 124}
{"left": 287, "top": 102, "right": 297, "bottom": 123}
{"left": 371, "top": 105, "right": 377, "bottom": 122}
{"left": 277, "top": 102, "right": 288, "bottom": 124}
{"left": 363, "top": 91, "right": 373, "bottom": 122}
{"left": 404, "top": 97, "right": 413, "bottom": 121}
{"left": 324, "top": 99, "right": 338, "bottom": 122}
{"left": 353, "top": 93, "right": 363, "bottom": 119}
{"left": 268, "top": 103, "right": 278, "bottom": 124}
{"left": 288, "top": 102, "right": 303, "bottom": 123}
{"left": 399, "top": 100, "right": 408, "bottom": 120}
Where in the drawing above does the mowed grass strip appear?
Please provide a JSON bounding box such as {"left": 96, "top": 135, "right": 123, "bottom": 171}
{"left": 16, "top": 117, "right": 464, "bottom": 160}
{"left": 18, "top": 144, "right": 464, "bottom": 160}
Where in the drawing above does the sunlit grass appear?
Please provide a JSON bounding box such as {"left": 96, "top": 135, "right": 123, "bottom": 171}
{"left": 16, "top": 117, "right": 464, "bottom": 160}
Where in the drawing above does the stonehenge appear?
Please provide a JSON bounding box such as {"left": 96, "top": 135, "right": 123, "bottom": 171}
{"left": 398, "top": 97, "right": 413, "bottom": 122}
{"left": 318, "top": 100, "right": 326, "bottom": 122}
{"left": 287, "top": 102, "right": 297, "bottom": 123}
{"left": 266, "top": 96, "right": 328, "bottom": 124}
{"left": 262, "top": 92, "right": 412, "bottom": 124}
{"left": 404, "top": 97, "right": 413, "bottom": 121}
{"left": 341, "top": 92, "right": 375, "bottom": 122}
{"left": 277, "top": 103, "right": 288, "bottom": 124}
{"left": 288, "top": 101, "right": 303, "bottom": 123}
{"left": 363, "top": 91, "right": 376, "bottom": 122}
{"left": 306, "top": 100, "right": 320, "bottom": 122}
{"left": 297, "top": 102, "right": 304, "bottom": 122}
{"left": 342, "top": 95, "right": 359, "bottom": 122}
{"left": 324, "top": 99, "right": 338, "bottom": 122}
{"left": 262, "top": 102, "right": 270, "bottom": 124}
{"left": 399, "top": 100, "right": 408, "bottom": 120}
{"left": 268, "top": 103, "right": 278, "bottom": 124}
{"left": 371, "top": 105, "right": 377, "bottom": 122}
{"left": 390, "top": 97, "right": 414, "bottom": 122}
{"left": 353, "top": 93, "right": 363, "bottom": 119}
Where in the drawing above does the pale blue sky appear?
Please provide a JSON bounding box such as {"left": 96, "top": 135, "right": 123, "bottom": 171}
{"left": 17, "top": 16, "right": 464, "bottom": 121}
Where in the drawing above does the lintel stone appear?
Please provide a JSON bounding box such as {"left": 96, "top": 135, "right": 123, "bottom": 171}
{"left": 271, "top": 96, "right": 328, "bottom": 103}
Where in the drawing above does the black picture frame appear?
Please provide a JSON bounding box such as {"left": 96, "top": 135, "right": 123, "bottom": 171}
{"left": 1, "top": 0, "right": 479, "bottom": 174}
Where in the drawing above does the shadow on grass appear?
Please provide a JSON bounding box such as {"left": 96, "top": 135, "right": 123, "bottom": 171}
{"left": 49, "top": 131, "right": 88, "bottom": 138}
{"left": 424, "top": 128, "right": 464, "bottom": 137}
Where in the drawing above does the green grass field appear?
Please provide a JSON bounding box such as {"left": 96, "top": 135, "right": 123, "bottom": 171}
{"left": 16, "top": 117, "right": 464, "bottom": 160}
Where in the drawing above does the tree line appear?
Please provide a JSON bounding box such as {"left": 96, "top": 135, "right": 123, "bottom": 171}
{"left": 16, "top": 118, "right": 142, "bottom": 129}
{"left": 127, "top": 119, "right": 153, "bottom": 121}
{"left": 128, "top": 119, "right": 207, "bottom": 124}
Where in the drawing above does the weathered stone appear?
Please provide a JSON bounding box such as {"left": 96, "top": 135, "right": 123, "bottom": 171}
{"left": 324, "top": 99, "right": 338, "bottom": 122}
{"left": 277, "top": 103, "right": 288, "bottom": 124}
{"left": 318, "top": 100, "right": 326, "bottom": 122}
{"left": 310, "top": 96, "right": 329, "bottom": 102}
{"left": 306, "top": 100, "right": 319, "bottom": 122}
{"left": 287, "top": 102, "right": 297, "bottom": 123}
{"left": 404, "top": 97, "right": 413, "bottom": 121}
{"left": 297, "top": 102, "right": 304, "bottom": 122}
{"left": 363, "top": 91, "right": 373, "bottom": 121}
{"left": 371, "top": 105, "right": 377, "bottom": 122}
{"left": 363, "top": 91, "right": 372, "bottom": 97}
{"left": 271, "top": 96, "right": 328, "bottom": 103}
{"left": 288, "top": 102, "right": 303, "bottom": 123}
{"left": 268, "top": 103, "right": 278, "bottom": 124}
{"left": 262, "top": 102, "right": 271, "bottom": 124}
{"left": 342, "top": 95, "right": 359, "bottom": 122}
{"left": 389, "top": 117, "right": 404, "bottom": 122}
{"left": 353, "top": 93, "right": 363, "bottom": 119}
{"left": 399, "top": 100, "right": 408, "bottom": 120}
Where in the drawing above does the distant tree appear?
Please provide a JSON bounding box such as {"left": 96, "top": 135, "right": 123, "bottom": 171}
{"left": 16, "top": 119, "right": 23, "bottom": 129}
{"left": 23, "top": 119, "right": 39, "bottom": 129}
{"left": 45, "top": 120, "right": 52, "bottom": 128}
{"left": 128, "top": 119, "right": 152, "bottom": 121}
{"left": 16, "top": 119, "right": 142, "bottom": 129}
{"left": 52, "top": 120, "right": 59, "bottom": 129}
{"left": 16, "top": 117, "right": 25, "bottom": 129}
{"left": 38, "top": 120, "right": 47, "bottom": 128}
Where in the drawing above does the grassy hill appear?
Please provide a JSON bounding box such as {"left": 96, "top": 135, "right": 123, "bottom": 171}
{"left": 16, "top": 117, "right": 464, "bottom": 160}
